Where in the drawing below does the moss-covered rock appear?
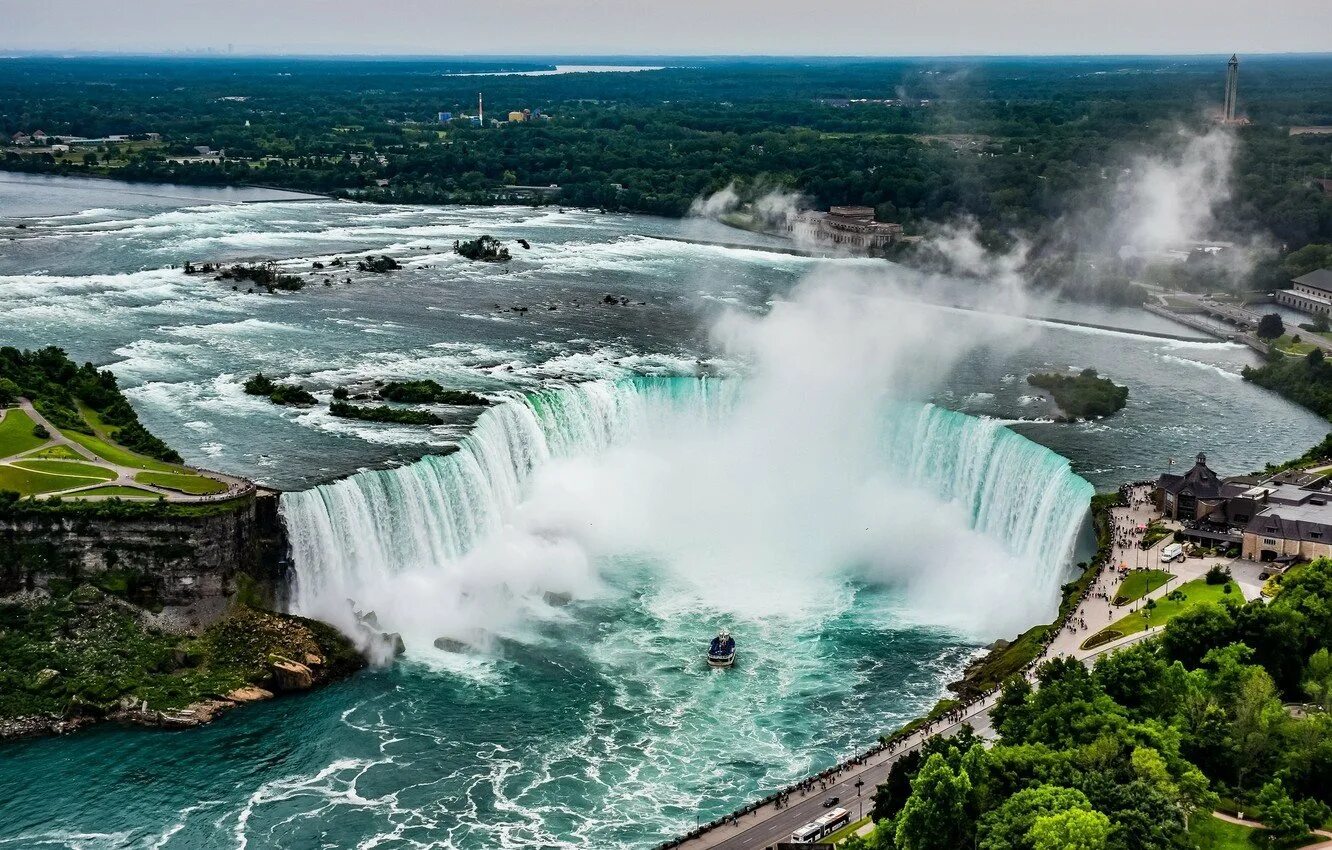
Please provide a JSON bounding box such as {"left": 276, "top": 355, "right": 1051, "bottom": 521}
{"left": 0, "top": 593, "right": 363, "bottom": 739}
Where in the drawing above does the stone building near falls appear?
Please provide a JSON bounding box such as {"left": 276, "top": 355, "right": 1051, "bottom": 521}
{"left": 791, "top": 206, "right": 904, "bottom": 250}
{"left": 1156, "top": 453, "right": 1332, "bottom": 564}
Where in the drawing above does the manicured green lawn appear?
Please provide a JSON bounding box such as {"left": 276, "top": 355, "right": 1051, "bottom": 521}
{"left": 1189, "top": 815, "right": 1259, "bottom": 849}
{"left": 71, "top": 402, "right": 181, "bottom": 472}
{"left": 0, "top": 465, "right": 104, "bottom": 495}
{"left": 1084, "top": 578, "right": 1240, "bottom": 648}
{"left": 66, "top": 430, "right": 179, "bottom": 472}
{"left": 0, "top": 408, "right": 48, "bottom": 458}
{"left": 31, "top": 444, "right": 85, "bottom": 460}
{"left": 72, "top": 485, "right": 161, "bottom": 499}
{"left": 134, "top": 471, "right": 227, "bottom": 495}
{"left": 1275, "top": 334, "right": 1318, "bottom": 356}
{"left": 1188, "top": 813, "right": 1325, "bottom": 848}
{"left": 1114, "top": 569, "right": 1175, "bottom": 605}
{"left": 12, "top": 460, "right": 117, "bottom": 482}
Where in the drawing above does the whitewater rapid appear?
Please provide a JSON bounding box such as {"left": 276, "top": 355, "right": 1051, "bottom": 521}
{"left": 281, "top": 376, "right": 1093, "bottom": 647}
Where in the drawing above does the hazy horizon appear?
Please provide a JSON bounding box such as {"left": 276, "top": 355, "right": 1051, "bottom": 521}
{"left": 2, "top": 0, "right": 1328, "bottom": 57}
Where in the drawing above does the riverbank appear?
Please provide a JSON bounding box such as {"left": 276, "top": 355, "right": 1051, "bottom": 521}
{"left": 0, "top": 591, "right": 363, "bottom": 741}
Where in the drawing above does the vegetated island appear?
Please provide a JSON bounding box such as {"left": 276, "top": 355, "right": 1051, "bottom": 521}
{"left": 1, "top": 590, "right": 362, "bottom": 738}
{"left": 185, "top": 261, "right": 305, "bottom": 292}
{"left": 244, "top": 374, "right": 488, "bottom": 423}
{"left": 378, "top": 379, "right": 489, "bottom": 406}
{"left": 1027, "top": 368, "right": 1128, "bottom": 421}
{"left": 0, "top": 347, "right": 369, "bottom": 739}
{"left": 455, "top": 235, "right": 512, "bottom": 262}
{"left": 330, "top": 400, "right": 442, "bottom": 425}
{"left": 243, "top": 373, "right": 317, "bottom": 406}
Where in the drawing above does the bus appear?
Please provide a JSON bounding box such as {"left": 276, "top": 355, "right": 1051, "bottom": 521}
{"left": 789, "top": 807, "right": 851, "bottom": 843}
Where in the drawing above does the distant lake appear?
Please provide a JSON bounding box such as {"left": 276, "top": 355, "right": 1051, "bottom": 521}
{"left": 444, "top": 64, "right": 666, "bottom": 77}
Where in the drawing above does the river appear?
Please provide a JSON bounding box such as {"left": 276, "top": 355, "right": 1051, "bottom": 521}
{"left": 0, "top": 173, "right": 1324, "bottom": 849}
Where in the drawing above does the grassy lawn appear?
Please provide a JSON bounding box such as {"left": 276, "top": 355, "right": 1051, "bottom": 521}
{"left": 72, "top": 485, "right": 162, "bottom": 499}
{"left": 1084, "top": 578, "right": 1240, "bottom": 649}
{"left": 12, "top": 460, "right": 116, "bottom": 481}
{"left": 1189, "top": 815, "right": 1260, "bottom": 849}
{"left": 1274, "top": 334, "right": 1318, "bottom": 356}
{"left": 0, "top": 408, "right": 49, "bottom": 458}
{"left": 1114, "top": 569, "right": 1175, "bottom": 605}
{"left": 0, "top": 465, "right": 105, "bottom": 495}
{"left": 31, "top": 444, "right": 85, "bottom": 460}
{"left": 1189, "top": 813, "right": 1326, "bottom": 849}
{"left": 66, "top": 430, "right": 179, "bottom": 473}
{"left": 71, "top": 402, "right": 181, "bottom": 472}
{"left": 134, "top": 470, "right": 227, "bottom": 495}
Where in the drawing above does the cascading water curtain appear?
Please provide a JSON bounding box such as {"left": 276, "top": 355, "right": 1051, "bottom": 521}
{"left": 281, "top": 377, "right": 1092, "bottom": 622}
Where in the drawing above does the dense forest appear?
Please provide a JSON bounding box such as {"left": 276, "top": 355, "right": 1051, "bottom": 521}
{"left": 2, "top": 56, "right": 1331, "bottom": 301}
{"left": 852, "top": 558, "right": 1332, "bottom": 850}
{"left": 0, "top": 346, "right": 180, "bottom": 463}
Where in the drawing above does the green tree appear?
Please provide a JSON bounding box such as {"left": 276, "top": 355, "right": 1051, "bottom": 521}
{"left": 1257, "top": 312, "right": 1286, "bottom": 341}
{"left": 1232, "top": 666, "right": 1285, "bottom": 791}
{"left": 978, "top": 784, "right": 1093, "bottom": 850}
{"left": 0, "top": 377, "right": 19, "bottom": 406}
{"left": 1303, "top": 648, "right": 1332, "bottom": 711}
{"left": 895, "top": 754, "right": 974, "bottom": 850}
{"left": 1026, "top": 808, "right": 1111, "bottom": 850}
{"left": 1258, "top": 781, "right": 1312, "bottom": 847}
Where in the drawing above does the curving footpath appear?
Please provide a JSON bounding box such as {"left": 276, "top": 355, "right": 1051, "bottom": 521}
{"left": 0, "top": 400, "right": 251, "bottom": 502}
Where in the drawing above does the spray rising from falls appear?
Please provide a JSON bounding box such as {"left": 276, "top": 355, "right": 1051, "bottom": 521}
{"left": 281, "top": 376, "right": 1093, "bottom": 652}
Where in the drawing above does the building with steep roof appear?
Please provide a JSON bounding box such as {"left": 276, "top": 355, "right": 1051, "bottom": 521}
{"left": 1156, "top": 453, "right": 1332, "bottom": 564}
{"left": 1275, "top": 269, "right": 1332, "bottom": 316}
{"left": 1158, "top": 453, "right": 1224, "bottom": 521}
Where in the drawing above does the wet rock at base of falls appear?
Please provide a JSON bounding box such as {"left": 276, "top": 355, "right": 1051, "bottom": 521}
{"left": 270, "top": 657, "right": 315, "bottom": 691}
{"left": 542, "top": 591, "right": 572, "bottom": 607}
{"left": 433, "top": 636, "right": 470, "bottom": 653}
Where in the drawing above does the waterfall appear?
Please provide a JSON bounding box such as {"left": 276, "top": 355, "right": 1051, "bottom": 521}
{"left": 280, "top": 377, "right": 1093, "bottom": 637}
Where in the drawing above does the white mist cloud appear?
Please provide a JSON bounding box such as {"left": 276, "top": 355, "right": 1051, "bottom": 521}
{"left": 1115, "top": 127, "right": 1236, "bottom": 259}
{"left": 300, "top": 260, "right": 1066, "bottom": 664}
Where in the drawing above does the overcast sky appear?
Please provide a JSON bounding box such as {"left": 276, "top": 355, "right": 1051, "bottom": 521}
{"left": 2, "top": 0, "right": 1329, "bottom": 56}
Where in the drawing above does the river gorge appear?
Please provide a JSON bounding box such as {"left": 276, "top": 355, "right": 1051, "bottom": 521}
{"left": 0, "top": 173, "right": 1327, "bottom": 849}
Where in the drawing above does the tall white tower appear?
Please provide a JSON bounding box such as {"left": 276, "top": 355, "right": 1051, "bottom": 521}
{"left": 1223, "top": 54, "right": 1239, "bottom": 124}
{"left": 478, "top": 92, "right": 484, "bottom": 126}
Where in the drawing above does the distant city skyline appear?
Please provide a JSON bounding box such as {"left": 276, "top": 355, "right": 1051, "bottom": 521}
{"left": 1, "top": 0, "right": 1329, "bottom": 56}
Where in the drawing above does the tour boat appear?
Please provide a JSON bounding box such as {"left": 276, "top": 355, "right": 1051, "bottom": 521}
{"left": 707, "top": 629, "right": 736, "bottom": 668}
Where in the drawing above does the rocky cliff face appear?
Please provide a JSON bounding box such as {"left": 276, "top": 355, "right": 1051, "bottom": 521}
{"left": 0, "top": 490, "right": 288, "bottom": 632}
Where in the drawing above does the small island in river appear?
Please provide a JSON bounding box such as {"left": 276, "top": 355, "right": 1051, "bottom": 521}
{"left": 1027, "top": 368, "right": 1128, "bottom": 421}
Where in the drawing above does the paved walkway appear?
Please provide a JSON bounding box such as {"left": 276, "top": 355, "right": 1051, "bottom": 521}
{"left": 0, "top": 400, "right": 249, "bottom": 502}
{"left": 1212, "top": 811, "right": 1332, "bottom": 849}
{"left": 1046, "top": 486, "right": 1265, "bottom": 662}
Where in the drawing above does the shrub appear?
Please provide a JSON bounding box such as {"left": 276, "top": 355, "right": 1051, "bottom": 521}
{"left": 1205, "top": 564, "right": 1232, "bottom": 585}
